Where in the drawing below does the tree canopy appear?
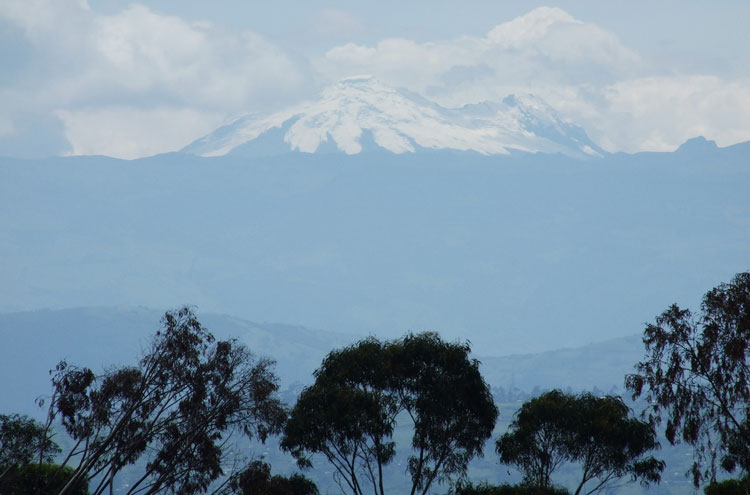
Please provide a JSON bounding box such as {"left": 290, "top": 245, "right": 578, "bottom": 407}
{"left": 0, "top": 413, "right": 61, "bottom": 486}
{"left": 704, "top": 477, "right": 750, "bottom": 495}
{"left": 0, "top": 413, "right": 60, "bottom": 467}
{"left": 228, "top": 460, "right": 318, "bottom": 495}
{"left": 0, "top": 463, "right": 88, "bottom": 495}
{"left": 42, "top": 306, "right": 287, "bottom": 495}
{"left": 496, "top": 390, "right": 663, "bottom": 495}
{"left": 496, "top": 390, "right": 573, "bottom": 490}
{"left": 626, "top": 272, "right": 750, "bottom": 486}
{"left": 281, "top": 332, "right": 498, "bottom": 495}
{"left": 454, "top": 481, "right": 570, "bottom": 495}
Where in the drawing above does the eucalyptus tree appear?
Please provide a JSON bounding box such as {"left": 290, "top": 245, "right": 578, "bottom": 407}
{"left": 565, "top": 394, "right": 663, "bottom": 495}
{"left": 496, "top": 390, "right": 573, "bottom": 490}
{"left": 42, "top": 306, "right": 287, "bottom": 495}
{"left": 496, "top": 390, "right": 663, "bottom": 495}
{"left": 626, "top": 271, "right": 750, "bottom": 486}
{"left": 281, "top": 332, "right": 498, "bottom": 495}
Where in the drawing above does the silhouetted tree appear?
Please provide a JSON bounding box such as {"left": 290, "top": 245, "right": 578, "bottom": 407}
{"left": 281, "top": 332, "right": 498, "bottom": 495}
{"left": 496, "top": 390, "right": 663, "bottom": 495}
{"left": 42, "top": 306, "right": 287, "bottom": 495}
{"left": 496, "top": 391, "right": 572, "bottom": 490}
{"left": 626, "top": 272, "right": 750, "bottom": 486}
{"left": 565, "top": 394, "right": 663, "bottom": 495}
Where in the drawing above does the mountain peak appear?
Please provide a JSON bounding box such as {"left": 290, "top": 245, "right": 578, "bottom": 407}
{"left": 338, "top": 74, "right": 376, "bottom": 83}
{"left": 325, "top": 75, "right": 387, "bottom": 95}
{"left": 676, "top": 136, "right": 719, "bottom": 153}
{"left": 182, "top": 78, "right": 603, "bottom": 158}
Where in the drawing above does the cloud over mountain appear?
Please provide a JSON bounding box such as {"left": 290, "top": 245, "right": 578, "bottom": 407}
{"left": 315, "top": 7, "right": 750, "bottom": 154}
{"left": 319, "top": 7, "right": 640, "bottom": 92}
{"left": 0, "top": 3, "right": 749, "bottom": 158}
{"left": 0, "top": 1, "right": 312, "bottom": 158}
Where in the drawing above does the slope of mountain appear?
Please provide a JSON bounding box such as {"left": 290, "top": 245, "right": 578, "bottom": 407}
{"left": 479, "top": 335, "right": 644, "bottom": 394}
{"left": 1, "top": 144, "right": 748, "bottom": 357}
{"left": 0, "top": 306, "right": 642, "bottom": 415}
{"left": 0, "top": 307, "right": 360, "bottom": 417}
{"left": 182, "top": 76, "right": 603, "bottom": 158}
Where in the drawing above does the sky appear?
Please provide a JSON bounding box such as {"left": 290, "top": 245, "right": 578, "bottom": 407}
{"left": 1, "top": 1, "right": 749, "bottom": 159}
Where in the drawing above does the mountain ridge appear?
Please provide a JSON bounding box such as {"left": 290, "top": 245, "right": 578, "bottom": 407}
{"left": 1, "top": 146, "right": 747, "bottom": 357}
{"left": 0, "top": 306, "right": 645, "bottom": 417}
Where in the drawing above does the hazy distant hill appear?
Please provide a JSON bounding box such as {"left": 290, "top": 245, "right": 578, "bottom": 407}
{"left": 2, "top": 306, "right": 645, "bottom": 416}
{"left": 1, "top": 141, "right": 749, "bottom": 357}
{"left": 0, "top": 307, "right": 360, "bottom": 417}
{"left": 479, "top": 335, "right": 643, "bottom": 394}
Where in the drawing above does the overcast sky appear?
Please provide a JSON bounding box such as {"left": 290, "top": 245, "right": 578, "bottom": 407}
{"left": 1, "top": 1, "right": 749, "bottom": 158}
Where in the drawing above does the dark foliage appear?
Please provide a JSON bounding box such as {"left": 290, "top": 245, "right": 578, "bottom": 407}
{"left": 42, "top": 306, "right": 287, "bottom": 495}
{"left": 454, "top": 481, "right": 569, "bottom": 495}
{"left": 704, "top": 477, "right": 750, "bottom": 495}
{"left": 0, "top": 413, "right": 60, "bottom": 482}
{"left": 0, "top": 463, "right": 87, "bottom": 495}
{"left": 626, "top": 272, "right": 750, "bottom": 486}
{"left": 228, "top": 460, "right": 318, "bottom": 495}
{"left": 496, "top": 390, "right": 663, "bottom": 495}
{"left": 496, "top": 391, "right": 572, "bottom": 490}
{"left": 281, "top": 332, "right": 498, "bottom": 495}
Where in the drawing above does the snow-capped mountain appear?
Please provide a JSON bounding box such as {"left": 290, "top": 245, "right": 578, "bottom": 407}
{"left": 182, "top": 76, "right": 603, "bottom": 158}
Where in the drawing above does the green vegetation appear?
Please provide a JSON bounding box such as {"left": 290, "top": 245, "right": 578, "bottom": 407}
{"left": 455, "top": 481, "right": 570, "bottom": 495}
{"left": 228, "top": 460, "right": 318, "bottom": 495}
{"left": 40, "top": 306, "right": 287, "bottom": 495}
{"left": 496, "top": 390, "right": 663, "bottom": 495}
{"left": 627, "top": 272, "right": 750, "bottom": 486}
{"left": 0, "top": 463, "right": 88, "bottom": 495}
{"left": 704, "top": 477, "right": 750, "bottom": 495}
{"left": 0, "top": 413, "right": 60, "bottom": 481}
{"left": 281, "top": 333, "right": 499, "bottom": 495}
{"left": 0, "top": 414, "right": 80, "bottom": 494}
{"left": 3, "top": 271, "right": 750, "bottom": 494}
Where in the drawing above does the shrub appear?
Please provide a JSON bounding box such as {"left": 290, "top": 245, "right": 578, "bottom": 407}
{"left": 0, "top": 463, "right": 88, "bottom": 495}
{"left": 455, "top": 481, "right": 570, "bottom": 495}
{"left": 704, "top": 478, "right": 750, "bottom": 495}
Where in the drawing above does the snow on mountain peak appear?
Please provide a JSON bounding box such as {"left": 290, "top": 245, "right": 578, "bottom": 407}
{"left": 182, "top": 77, "right": 603, "bottom": 158}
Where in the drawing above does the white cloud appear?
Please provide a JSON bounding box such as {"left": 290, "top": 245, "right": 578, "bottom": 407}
{"left": 595, "top": 76, "right": 750, "bottom": 151}
{"left": 308, "top": 9, "right": 367, "bottom": 40}
{"left": 0, "top": 0, "right": 85, "bottom": 37}
{"left": 319, "top": 7, "right": 640, "bottom": 95}
{"left": 317, "top": 7, "right": 750, "bottom": 152}
{"left": 0, "top": 1, "right": 312, "bottom": 158}
{"left": 87, "top": 5, "right": 306, "bottom": 108}
{"left": 57, "top": 107, "right": 224, "bottom": 159}
{"left": 486, "top": 7, "right": 579, "bottom": 48}
{"left": 1, "top": 3, "right": 749, "bottom": 156}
